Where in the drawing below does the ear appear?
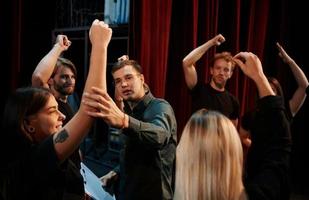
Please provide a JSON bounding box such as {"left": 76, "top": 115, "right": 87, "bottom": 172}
{"left": 140, "top": 74, "right": 145, "bottom": 84}
{"left": 210, "top": 67, "right": 214, "bottom": 76}
{"left": 23, "top": 119, "right": 36, "bottom": 134}
{"left": 228, "top": 70, "right": 233, "bottom": 78}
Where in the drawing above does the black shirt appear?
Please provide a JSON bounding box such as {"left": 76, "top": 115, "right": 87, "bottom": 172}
{"left": 56, "top": 99, "right": 84, "bottom": 199}
{"left": 191, "top": 82, "right": 239, "bottom": 120}
{"left": 1, "top": 135, "right": 65, "bottom": 200}
{"left": 57, "top": 100, "right": 75, "bottom": 126}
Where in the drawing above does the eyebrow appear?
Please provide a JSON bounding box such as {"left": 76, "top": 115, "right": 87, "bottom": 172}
{"left": 46, "top": 105, "right": 58, "bottom": 111}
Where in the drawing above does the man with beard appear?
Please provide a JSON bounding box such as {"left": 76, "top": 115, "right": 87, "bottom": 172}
{"left": 32, "top": 35, "right": 84, "bottom": 200}
{"left": 182, "top": 34, "right": 239, "bottom": 126}
{"left": 32, "top": 35, "right": 76, "bottom": 124}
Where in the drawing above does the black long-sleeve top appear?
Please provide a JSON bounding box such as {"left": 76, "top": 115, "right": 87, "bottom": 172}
{"left": 245, "top": 96, "right": 292, "bottom": 200}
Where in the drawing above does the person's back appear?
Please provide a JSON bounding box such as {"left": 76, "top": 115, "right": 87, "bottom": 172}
{"left": 174, "top": 109, "right": 245, "bottom": 200}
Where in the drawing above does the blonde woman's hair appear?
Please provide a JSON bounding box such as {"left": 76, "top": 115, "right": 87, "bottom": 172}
{"left": 174, "top": 109, "right": 246, "bottom": 200}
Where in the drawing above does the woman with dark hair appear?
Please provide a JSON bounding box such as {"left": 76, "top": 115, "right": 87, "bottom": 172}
{"left": 0, "top": 19, "right": 112, "bottom": 200}
{"left": 275, "top": 42, "right": 308, "bottom": 118}
{"left": 239, "top": 43, "right": 308, "bottom": 155}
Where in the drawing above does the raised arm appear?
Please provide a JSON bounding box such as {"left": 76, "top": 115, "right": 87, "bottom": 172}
{"left": 32, "top": 35, "right": 71, "bottom": 87}
{"left": 276, "top": 42, "right": 309, "bottom": 116}
{"left": 182, "top": 34, "right": 225, "bottom": 89}
{"left": 235, "top": 52, "right": 275, "bottom": 156}
{"left": 234, "top": 52, "right": 275, "bottom": 98}
{"left": 53, "top": 20, "right": 112, "bottom": 162}
{"left": 235, "top": 52, "right": 292, "bottom": 199}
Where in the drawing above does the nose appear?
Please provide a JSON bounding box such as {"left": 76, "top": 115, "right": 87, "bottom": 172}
{"left": 58, "top": 110, "right": 66, "bottom": 121}
{"left": 67, "top": 77, "right": 75, "bottom": 84}
{"left": 121, "top": 80, "right": 128, "bottom": 87}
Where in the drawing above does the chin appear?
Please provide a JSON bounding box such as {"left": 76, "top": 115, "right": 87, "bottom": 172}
{"left": 65, "top": 90, "right": 74, "bottom": 95}
{"left": 122, "top": 96, "right": 130, "bottom": 101}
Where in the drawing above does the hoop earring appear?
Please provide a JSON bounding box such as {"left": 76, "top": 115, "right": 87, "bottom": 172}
{"left": 29, "top": 127, "right": 35, "bottom": 133}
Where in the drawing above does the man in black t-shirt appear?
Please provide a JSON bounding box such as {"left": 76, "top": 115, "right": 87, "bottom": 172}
{"left": 182, "top": 34, "right": 239, "bottom": 126}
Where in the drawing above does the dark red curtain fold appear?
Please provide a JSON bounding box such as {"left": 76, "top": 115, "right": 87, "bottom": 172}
{"left": 129, "top": 0, "right": 172, "bottom": 98}
{"left": 241, "top": 0, "right": 270, "bottom": 113}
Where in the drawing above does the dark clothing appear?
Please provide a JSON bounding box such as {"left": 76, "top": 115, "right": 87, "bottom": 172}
{"left": 241, "top": 97, "right": 293, "bottom": 131}
{"left": 1, "top": 135, "right": 69, "bottom": 200}
{"left": 118, "top": 90, "right": 177, "bottom": 200}
{"left": 57, "top": 99, "right": 84, "bottom": 199}
{"left": 284, "top": 99, "right": 293, "bottom": 122}
{"left": 191, "top": 82, "right": 239, "bottom": 120}
{"left": 57, "top": 99, "right": 75, "bottom": 125}
{"left": 245, "top": 96, "right": 292, "bottom": 200}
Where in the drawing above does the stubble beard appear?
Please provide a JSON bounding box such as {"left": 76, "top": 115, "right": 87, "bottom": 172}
{"left": 55, "top": 84, "right": 75, "bottom": 96}
{"left": 212, "top": 77, "right": 226, "bottom": 90}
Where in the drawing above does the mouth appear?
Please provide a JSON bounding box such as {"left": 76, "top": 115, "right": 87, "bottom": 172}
{"left": 56, "top": 124, "right": 63, "bottom": 130}
{"left": 216, "top": 76, "right": 224, "bottom": 81}
{"left": 122, "top": 89, "right": 132, "bottom": 96}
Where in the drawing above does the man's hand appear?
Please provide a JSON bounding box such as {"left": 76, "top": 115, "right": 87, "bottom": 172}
{"left": 55, "top": 35, "right": 71, "bottom": 51}
{"left": 233, "top": 52, "right": 263, "bottom": 81}
{"left": 114, "top": 86, "right": 124, "bottom": 111}
{"left": 211, "top": 34, "right": 225, "bottom": 46}
{"left": 118, "top": 55, "right": 129, "bottom": 62}
{"left": 100, "top": 171, "right": 118, "bottom": 186}
{"left": 82, "top": 87, "right": 128, "bottom": 129}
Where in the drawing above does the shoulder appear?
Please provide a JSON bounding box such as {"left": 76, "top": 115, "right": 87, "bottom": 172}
{"left": 146, "top": 98, "right": 175, "bottom": 116}
{"left": 191, "top": 81, "right": 207, "bottom": 91}
{"left": 150, "top": 98, "right": 173, "bottom": 110}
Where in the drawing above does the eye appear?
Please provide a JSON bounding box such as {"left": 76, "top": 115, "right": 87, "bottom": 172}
{"left": 48, "top": 109, "right": 57, "bottom": 114}
{"left": 125, "top": 75, "right": 133, "bottom": 81}
{"left": 60, "top": 75, "right": 69, "bottom": 79}
{"left": 114, "top": 79, "right": 121, "bottom": 85}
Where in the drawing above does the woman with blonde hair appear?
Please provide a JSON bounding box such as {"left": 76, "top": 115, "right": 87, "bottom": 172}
{"left": 174, "top": 109, "right": 245, "bottom": 200}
